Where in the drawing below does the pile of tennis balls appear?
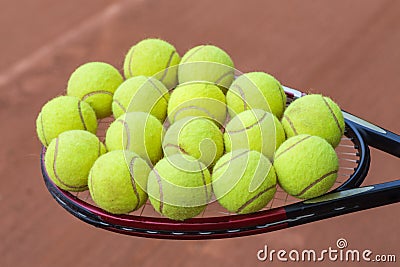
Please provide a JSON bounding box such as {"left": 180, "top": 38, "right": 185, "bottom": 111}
{"left": 37, "top": 38, "right": 345, "bottom": 221}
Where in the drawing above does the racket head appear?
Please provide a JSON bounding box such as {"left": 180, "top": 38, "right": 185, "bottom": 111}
{"left": 40, "top": 89, "right": 370, "bottom": 239}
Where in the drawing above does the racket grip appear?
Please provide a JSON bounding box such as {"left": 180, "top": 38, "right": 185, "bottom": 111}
{"left": 285, "top": 180, "right": 400, "bottom": 227}
{"left": 343, "top": 111, "right": 400, "bottom": 157}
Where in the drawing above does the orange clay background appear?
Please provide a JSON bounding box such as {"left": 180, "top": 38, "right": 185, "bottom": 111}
{"left": 0, "top": 1, "right": 399, "bottom": 266}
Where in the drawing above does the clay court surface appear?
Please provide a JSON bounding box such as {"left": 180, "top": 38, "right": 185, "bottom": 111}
{"left": 0, "top": 0, "right": 399, "bottom": 266}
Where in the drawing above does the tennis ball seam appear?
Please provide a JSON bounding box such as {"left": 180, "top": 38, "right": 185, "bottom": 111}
{"left": 126, "top": 47, "right": 135, "bottom": 78}
{"left": 163, "top": 143, "right": 189, "bottom": 155}
{"left": 274, "top": 135, "right": 311, "bottom": 160}
{"left": 39, "top": 113, "right": 49, "bottom": 146}
{"left": 198, "top": 161, "right": 210, "bottom": 202}
{"left": 82, "top": 90, "right": 114, "bottom": 101}
{"left": 226, "top": 111, "right": 269, "bottom": 134}
{"left": 173, "top": 105, "right": 216, "bottom": 122}
{"left": 52, "top": 138, "right": 88, "bottom": 190}
{"left": 77, "top": 100, "right": 88, "bottom": 131}
{"left": 213, "top": 149, "right": 251, "bottom": 173}
{"left": 112, "top": 99, "right": 126, "bottom": 113}
{"left": 321, "top": 96, "right": 344, "bottom": 135}
{"left": 236, "top": 184, "right": 276, "bottom": 213}
{"left": 181, "top": 45, "right": 205, "bottom": 63}
{"left": 128, "top": 156, "right": 142, "bottom": 211}
{"left": 148, "top": 78, "right": 170, "bottom": 102}
{"left": 215, "top": 69, "right": 233, "bottom": 84}
{"left": 276, "top": 82, "right": 286, "bottom": 111}
{"left": 159, "top": 50, "right": 177, "bottom": 84}
{"left": 88, "top": 171, "right": 96, "bottom": 202}
{"left": 116, "top": 119, "right": 131, "bottom": 150}
{"left": 230, "top": 84, "right": 248, "bottom": 111}
{"left": 282, "top": 114, "right": 298, "bottom": 135}
{"left": 294, "top": 169, "right": 338, "bottom": 198}
{"left": 153, "top": 169, "right": 164, "bottom": 213}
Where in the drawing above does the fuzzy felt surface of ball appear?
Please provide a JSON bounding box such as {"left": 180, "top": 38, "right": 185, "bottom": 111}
{"left": 123, "top": 38, "right": 181, "bottom": 89}
{"left": 212, "top": 149, "right": 277, "bottom": 214}
{"left": 281, "top": 94, "right": 344, "bottom": 147}
{"left": 273, "top": 134, "right": 339, "bottom": 199}
{"left": 88, "top": 150, "right": 150, "bottom": 214}
{"left": 67, "top": 62, "right": 123, "bottom": 118}
{"left": 44, "top": 130, "right": 106, "bottom": 191}
{"left": 36, "top": 96, "right": 97, "bottom": 147}
{"left": 147, "top": 154, "right": 212, "bottom": 221}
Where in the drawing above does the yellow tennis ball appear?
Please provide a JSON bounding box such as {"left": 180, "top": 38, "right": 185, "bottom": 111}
{"left": 44, "top": 130, "right": 106, "bottom": 192}
{"left": 88, "top": 150, "right": 151, "bottom": 214}
{"left": 224, "top": 109, "right": 286, "bottom": 161}
{"left": 282, "top": 94, "right": 345, "bottom": 147}
{"left": 226, "top": 72, "right": 287, "bottom": 118}
{"left": 147, "top": 154, "right": 212, "bottom": 221}
{"left": 178, "top": 45, "right": 234, "bottom": 92}
{"left": 163, "top": 117, "right": 224, "bottom": 168}
{"left": 167, "top": 82, "right": 226, "bottom": 125}
{"left": 212, "top": 149, "right": 277, "bottom": 214}
{"left": 36, "top": 96, "right": 98, "bottom": 147}
{"left": 274, "top": 134, "right": 339, "bottom": 199}
{"left": 112, "top": 76, "right": 170, "bottom": 121}
{"left": 67, "top": 62, "right": 124, "bottom": 119}
{"left": 105, "top": 112, "right": 164, "bottom": 165}
{"left": 123, "top": 38, "right": 181, "bottom": 89}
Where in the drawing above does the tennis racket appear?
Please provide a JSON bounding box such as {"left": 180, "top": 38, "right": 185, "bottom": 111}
{"left": 40, "top": 85, "right": 400, "bottom": 240}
